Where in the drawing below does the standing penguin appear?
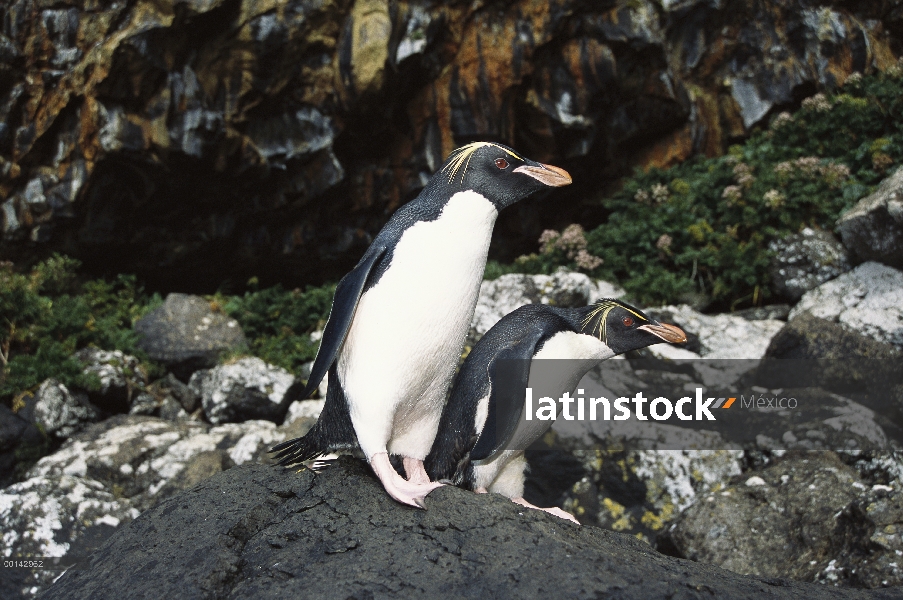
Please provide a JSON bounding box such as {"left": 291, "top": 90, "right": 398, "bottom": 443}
{"left": 424, "top": 299, "right": 686, "bottom": 523}
{"left": 270, "top": 142, "right": 572, "bottom": 508}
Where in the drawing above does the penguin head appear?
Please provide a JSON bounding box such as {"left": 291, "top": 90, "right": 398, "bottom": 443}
{"left": 580, "top": 299, "right": 687, "bottom": 355}
{"left": 437, "top": 142, "right": 572, "bottom": 209}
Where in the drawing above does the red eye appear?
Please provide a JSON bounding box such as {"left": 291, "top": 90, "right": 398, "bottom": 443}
{"left": 495, "top": 158, "right": 508, "bottom": 169}
{"left": 622, "top": 317, "right": 634, "bottom": 327}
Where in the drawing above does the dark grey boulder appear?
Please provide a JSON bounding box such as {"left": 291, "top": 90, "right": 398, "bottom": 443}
{"left": 769, "top": 227, "right": 851, "bottom": 301}
{"left": 0, "top": 403, "right": 28, "bottom": 485}
{"left": 838, "top": 167, "right": 903, "bottom": 270}
{"left": 134, "top": 293, "right": 246, "bottom": 379}
{"left": 661, "top": 451, "right": 903, "bottom": 589}
{"left": 41, "top": 458, "right": 894, "bottom": 600}
{"left": 764, "top": 312, "right": 901, "bottom": 361}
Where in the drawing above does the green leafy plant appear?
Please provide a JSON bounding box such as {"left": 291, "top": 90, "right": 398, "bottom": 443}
{"left": 0, "top": 256, "right": 161, "bottom": 404}
{"left": 220, "top": 281, "right": 335, "bottom": 373}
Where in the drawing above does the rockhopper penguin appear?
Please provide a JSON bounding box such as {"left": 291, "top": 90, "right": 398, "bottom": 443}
{"left": 270, "top": 142, "right": 572, "bottom": 508}
{"left": 424, "top": 299, "right": 687, "bottom": 523}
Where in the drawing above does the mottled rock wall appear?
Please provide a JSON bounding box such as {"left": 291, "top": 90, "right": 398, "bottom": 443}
{"left": 0, "top": 0, "right": 896, "bottom": 290}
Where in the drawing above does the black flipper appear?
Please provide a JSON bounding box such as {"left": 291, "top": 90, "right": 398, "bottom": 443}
{"left": 299, "top": 245, "right": 387, "bottom": 399}
{"left": 470, "top": 329, "right": 545, "bottom": 465}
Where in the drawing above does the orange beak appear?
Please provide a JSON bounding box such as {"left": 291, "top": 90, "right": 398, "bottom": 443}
{"left": 638, "top": 322, "right": 688, "bottom": 344}
{"left": 512, "top": 163, "right": 572, "bottom": 187}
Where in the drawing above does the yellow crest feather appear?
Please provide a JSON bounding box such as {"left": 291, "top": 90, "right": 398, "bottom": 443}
{"left": 441, "top": 142, "right": 523, "bottom": 184}
{"left": 581, "top": 300, "right": 647, "bottom": 344}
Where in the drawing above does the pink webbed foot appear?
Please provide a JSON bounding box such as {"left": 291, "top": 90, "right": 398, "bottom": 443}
{"left": 370, "top": 453, "right": 444, "bottom": 509}
{"left": 512, "top": 497, "right": 580, "bottom": 525}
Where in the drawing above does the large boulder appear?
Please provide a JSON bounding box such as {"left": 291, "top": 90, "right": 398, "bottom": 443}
{"left": 662, "top": 451, "right": 903, "bottom": 588}
{"left": 134, "top": 294, "right": 246, "bottom": 379}
{"left": 40, "top": 459, "right": 888, "bottom": 600}
{"left": 769, "top": 227, "right": 851, "bottom": 301}
{"left": 189, "top": 357, "right": 298, "bottom": 424}
{"left": 645, "top": 304, "right": 784, "bottom": 359}
{"left": 838, "top": 167, "right": 903, "bottom": 269}
{"left": 470, "top": 271, "right": 625, "bottom": 342}
{"left": 790, "top": 262, "right": 903, "bottom": 350}
{"left": 24, "top": 415, "right": 287, "bottom": 512}
{"left": 765, "top": 312, "right": 900, "bottom": 360}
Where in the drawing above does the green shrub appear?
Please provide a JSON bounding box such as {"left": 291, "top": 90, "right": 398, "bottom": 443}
{"left": 0, "top": 256, "right": 161, "bottom": 404}
{"left": 220, "top": 281, "right": 335, "bottom": 373}
{"left": 500, "top": 70, "right": 903, "bottom": 308}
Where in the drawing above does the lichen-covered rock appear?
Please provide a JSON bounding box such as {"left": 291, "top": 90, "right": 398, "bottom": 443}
{"left": 647, "top": 304, "right": 785, "bottom": 359}
{"left": 31, "top": 379, "right": 98, "bottom": 439}
{"left": 24, "top": 415, "right": 286, "bottom": 512}
{"left": 662, "top": 451, "right": 903, "bottom": 589}
{"left": 765, "top": 312, "right": 900, "bottom": 360}
{"left": 134, "top": 294, "right": 246, "bottom": 379}
{"left": 0, "top": 475, "right": 140, "bottom": 599}
{"left": 769, "top": 227, "right": 851, "bottom": 301}
{"left": 790, "top": 262, "right": 903, "bottom": 349}
{"left": 41, "top": 459, "right": 879, "bottom": 600}
{"left": 74, "top": 348, "right": 147, "bottom": 413}
{"left": 189, "top": 357, "right": 297, "bottom": 424}
{"left": 838, "top": 167, "right": 903, "bottom": 270}
{"left": 469, "top": 271, "right": 625, "bottom": 342}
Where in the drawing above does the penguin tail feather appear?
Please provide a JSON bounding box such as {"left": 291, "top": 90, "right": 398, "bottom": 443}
{"left": 269, "top": 427, "right": 328, "bottom": 467}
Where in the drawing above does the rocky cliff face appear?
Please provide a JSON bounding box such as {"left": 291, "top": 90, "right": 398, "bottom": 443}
{"left": 0, "top": 0, "right": 897, "bottom": 290}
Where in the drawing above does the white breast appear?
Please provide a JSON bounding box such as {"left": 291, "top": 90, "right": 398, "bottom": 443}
{"left": 338, "top": 190, "right": 498, "bottom": 457}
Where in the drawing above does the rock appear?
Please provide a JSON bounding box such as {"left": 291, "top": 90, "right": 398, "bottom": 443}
{"left": 126, "top": 393, "right": 158, "bottom": 417}
{"left": 470, "top": 271, "right": 625, "bottom": 342}
{"left": 0, "top": 404, "right": 28, "bottom": 485}
{"left": 733, "top": 304, "right": 792, "bottom": 321}
{"left": 189, "top": 357, "right": 297, "bottom": 424}
{"left": 31, "top": 379, "right": 99, "bottom": 439}
{"left": 646, "top": 304, "right": 785, "bottom": 359}
{"left": 24, "top": 415, "right": 287, "bottom": 512}
{"left": 661, "top": 451, "right": 903, "bottom": 588}
{"left": 765, "top": 312, "right": 901, "bottom": 360}
{"left": 158, "top": 373, "right": 200, "bottom": 412}
{"left": 41, "top": 459, "right": 882, "bottom": 600}
{"left": 838, "top": 167, "right": 903, "bottom": 269}
{"left": 74, "top": 348, "right": 147, "bottom": 413}
{"left": 769, "top": 228, "right": 851, "bottom": 301}
{"left": 0, "top": 475, "right": 140, "bottom": 599}
{"left": 284, "top": 399, "right": 325, "bottom": 423}
{"left": 0, "top": 403, "right": 27, "bottom": 453}
{"left": 790, "top": 262, "right": 903, "bottom": 350}
{"left": 157, "top": 396, "right": 189, "bottom": 422}
{"left": 134, "top": 294, "right": 246, "bottom": 379}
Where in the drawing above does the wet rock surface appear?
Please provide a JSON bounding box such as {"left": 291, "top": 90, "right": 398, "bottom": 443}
{"left": 39, "top": 459, "right": 894, "bottom": 600}
{"left": 135, "top": 294, "right": 246, "bottom": 378}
